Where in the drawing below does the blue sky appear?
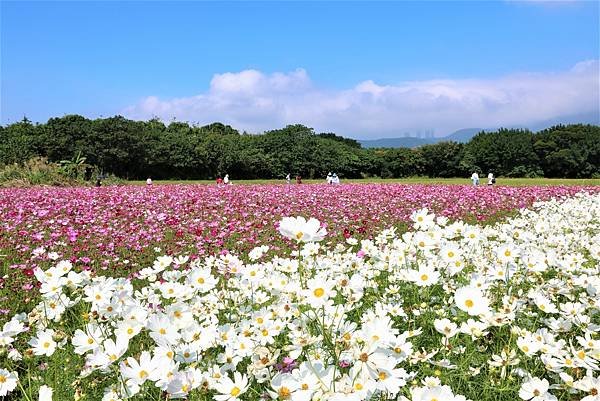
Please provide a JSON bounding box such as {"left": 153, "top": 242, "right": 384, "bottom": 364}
{"left": 1, "top": 1, "right": 599, "bottom": 138}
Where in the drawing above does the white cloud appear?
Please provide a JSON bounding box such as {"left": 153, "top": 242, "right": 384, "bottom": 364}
{"left": 123, "top": 61, "right": 599, "bottom": 138}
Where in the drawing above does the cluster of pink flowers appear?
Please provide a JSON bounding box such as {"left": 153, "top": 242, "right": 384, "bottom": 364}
{"left": 0, "top": 183, "right": 596, "bottom": 301}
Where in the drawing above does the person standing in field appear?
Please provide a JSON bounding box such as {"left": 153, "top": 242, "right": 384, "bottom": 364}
{"left": 224, "top": 174, "right": 230, "bottom": 185}
{"left": 487, "top": 172, "right": 495, "bottom": 186}
{"left": 286, "top": 173, "right": 291, "bottom": 184}
{"left": 146, "top": 177, "right": 153, "bottom": 186}
{"left": 327, "top": 172, "right": 333, "bottom": 184}
{"left": 296, "top": 175, "right": 302, "bottom": 184}
{"left": 471, "top": 172, "right": 479, "bottom": 186}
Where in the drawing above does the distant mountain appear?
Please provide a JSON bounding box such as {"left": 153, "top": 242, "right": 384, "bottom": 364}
{"left": 528, "top": 112, "right": 600, "bottom": 132}
{"left": 359, "top": 128, "right": 483, "bottom": 149}
{"left": 357, "top": 137, "right": 432, "bottom": 149}
{"left": 444, "top": 128, "right": 482, "bottom": 143}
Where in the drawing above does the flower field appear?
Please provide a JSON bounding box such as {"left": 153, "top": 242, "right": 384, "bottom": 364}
{"left": 1, "top": 184, "right": 600, "bottom": 400}
{"left": 1, "top": 184, "right": 596, "bottom": 302}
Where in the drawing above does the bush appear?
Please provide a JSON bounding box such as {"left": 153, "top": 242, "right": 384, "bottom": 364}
{"left": 0, "top": 157, "right": 74, "bottom": 187}
{"left": 0, "top": 157, "right": 123, "bottom": 187}
{"left": 506, "top": 165, "right": 544, "bottom": 178}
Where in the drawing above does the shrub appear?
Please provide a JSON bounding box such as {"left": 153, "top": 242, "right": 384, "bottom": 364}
{"left": 0, "top": 157, "right": 123, "bottom": 187}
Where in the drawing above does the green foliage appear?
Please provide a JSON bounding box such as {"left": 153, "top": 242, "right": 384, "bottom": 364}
{"left": 59, "top": 151, "right": 89, "bottom": 180}
{"left": 0, "top": 157, "right": 78, "bottom": 187}
{"left": 463, "top": 129, "right": 543, "bottom": 177}
{"left": 1, "top": 115, "right": 599, "bottom": 180}
{"left": 534, "top": 124, "right": 600, "bottom": 178}
{"left": 0, "top": 157, "right": 124, "bottom": 187}
{"left": 418, "top": 141, "right": 466, "bottom": 178}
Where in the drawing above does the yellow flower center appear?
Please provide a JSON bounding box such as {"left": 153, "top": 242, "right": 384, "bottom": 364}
{"left": 197, "top": 277, "right": 205, "bottom": 284}
{"left": 0, "top": 375, "right": 6, "bottom": 383}
{"left": 465, "top": 299, "right": 474, "bottom": 308}
{"left": 159, "top": 328, "right": 166, "bottom": 335}
{"left": 139, "top": 370, "right": 148, "bottom": 379}
{"left": 43, "top": 341, "right": 51, "bottom": 348}
{"left": 230, "top": 386, "right": 241, "bottom": 396}
{"left": 313, "top": 288, "right": 325, "bottom": 297}
{"left": 355, "top": 383, "right": 363, "bottom": 390}
{"left": 420, "top": 274, "right": 429, "bottom": 281}
{"left": 295, "top": 232, "right": 303, "bottom": 240}
{"left": 278, "top": 387, "right": 291, "bottom": 399}
{"left": 302, "top": 383, "right": 309, "bottom": 390}
{"left": 87, "top": 337, "right": 94, "bottom": 344}
{"left": 504, "top": 250, "right": 511, "bottom": 257}
{"left": 378, "top": 372, "right": 387, "bottom": 380}
{"left": 447, "top": 251, "right": 454, "bottom": 258}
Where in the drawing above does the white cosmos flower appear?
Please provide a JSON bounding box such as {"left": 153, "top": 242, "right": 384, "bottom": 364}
{"left": 268, "top": 373, "right": 300, "bottom": 400}
{"left": 38, "top": 385, "right": 53, "bottom": 401}
{"left": 213, "top": 371, "right": 249, "bottom": 401}
{"left": 29, "top": 329, "right": 57, "bottom": 357}
{"left": 72, "top": 324, "right": 104, "bottom": 355}
{"left": 434, "top": 318, "right": 459, "bottom": 338}
{"left": 120, "top": 351, "right": 160, "bottom": 386}
{"left": 454, "top": 286, "right": 490, "bottom": 316}
{"left": 278, "top": 216, "right": 327, "bottom": 243}
{"left": 410, "top": 264, "right": 440, "bottom": 287}
{"left": 0, "top": 369, "right": 18, "bottom": 397}
{"left": 411, "top": 385, "right": 459, "bottom": 401}
{"left": 303, "top": 277, "right": 335, "bottom": 308}
{"left": 574, "top": 375, "right": 600, "bottom": 401}
{"left": 519, "top": 377, "right": 557, "bottom": 401}
{"left": 411, "top": 208, "right": 435, "bottom": 230}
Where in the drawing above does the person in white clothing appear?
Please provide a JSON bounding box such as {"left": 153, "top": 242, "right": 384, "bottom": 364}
{"left": 488, "top": 172, "right": 495, "bottom": 186}
{"left": 146, "top": 177, "right": 153, "bottom": 186}
{"left": 223, "top": 174, "right": 230, "bottom": 185}
{"left": 471, "top": 172, "right": 479, "bottom": 186}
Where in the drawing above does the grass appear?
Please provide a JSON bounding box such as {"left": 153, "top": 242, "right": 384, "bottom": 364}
{"left": 129, "top": 177, "right": 600, "bottom": 186}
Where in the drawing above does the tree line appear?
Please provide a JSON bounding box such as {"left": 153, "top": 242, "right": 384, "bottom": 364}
{"left": 1, "top": 115, "right": 599, "bottom": 179}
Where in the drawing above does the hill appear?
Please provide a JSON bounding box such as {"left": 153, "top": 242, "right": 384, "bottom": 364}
{"left": 359, "top": 128, "right": 482, "bottom": 148}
